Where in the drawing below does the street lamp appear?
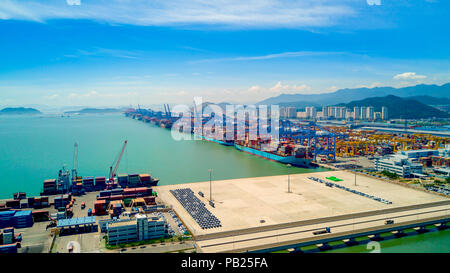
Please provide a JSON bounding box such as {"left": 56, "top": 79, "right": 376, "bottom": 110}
{"left": 287, "top": 164, "right": 292, "bottom": 193}
{"left": 350, "top": 159, "right": 357, "bottom": 186}
{"left": 208, "top": 169, "right": 213, "bottom": 201}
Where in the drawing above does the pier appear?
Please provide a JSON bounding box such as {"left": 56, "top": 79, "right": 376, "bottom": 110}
{"left": 155, "top": 170, "right": 450, "bottom": 253}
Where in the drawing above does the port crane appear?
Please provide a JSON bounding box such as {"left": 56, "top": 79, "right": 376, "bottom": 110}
{"left": 108, "top": 140, "right": 128, "bottom": 184}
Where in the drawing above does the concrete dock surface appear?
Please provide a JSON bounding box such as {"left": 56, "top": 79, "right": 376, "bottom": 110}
{"left": 156, "top": 170, "right": 450, "bottom": 252}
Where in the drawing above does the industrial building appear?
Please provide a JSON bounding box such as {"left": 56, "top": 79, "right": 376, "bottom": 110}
{"left": 107, "top": 214, "right": 168, "bottom": 245}
{"left": 305, "top": 107, "right": 317, "bottom": 119}
{"left": 400, "top": 149, "right": 440, "bottom": 159}
{"left": 281, "top": 107, "right": 297, "bottom": 118}
{"left": 375, "top": 154, "right": 423, "bottom": 177}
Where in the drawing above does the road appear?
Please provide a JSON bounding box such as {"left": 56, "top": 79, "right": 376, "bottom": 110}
{"left": 196, "top": 203, "right": 450, "bottom": 252}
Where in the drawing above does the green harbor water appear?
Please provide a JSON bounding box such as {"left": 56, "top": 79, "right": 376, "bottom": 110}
{"left": 1, "top": 114, "right": 448, "bottom": 253}
{"left": 324, "top": 229, "right": 450, "bottom": 253}
{"left": 0, "top": 114, "right": 325, "bottom": 199}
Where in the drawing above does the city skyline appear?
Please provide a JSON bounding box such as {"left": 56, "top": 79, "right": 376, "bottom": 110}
{"left": 0, "top": 0, "right": 449, "bottom": 107}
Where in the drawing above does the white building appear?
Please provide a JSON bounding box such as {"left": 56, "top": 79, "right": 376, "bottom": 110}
{"left": 107, "top": 214, "right": 168, "bottom": 245}
{"left": 353, "top": 107, "right": 360, "bottom": 120}
{"left": 400, "top": 149, "right": 439, "bottom": 159}
{"left": 375, "top": 154, "right": 423, "bottom": 177}
{"left": 438, "top": 144, "right": 450, "bottom": 158}
{"left": 281, "top": 107, "right": 297, "bottom": 118}
{"left": 381, "top": 106, "right": 388, "bottom": 120}
{"left": 305, "top": 107, "right": 317, "bottom": 119}
{"left": 367, "top": 107, "right": 374, "bottom": 120}
{"left": 360, "top": 107, "right": 367, "bottom": 120}
{"left": 322, "top": 106, "right": 328, "bottom": 119}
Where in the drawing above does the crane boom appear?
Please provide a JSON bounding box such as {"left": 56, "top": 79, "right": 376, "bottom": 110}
{"left": 166, "top": 104, "right": 171, "bottom": 117}
{"left": 72, "top": 142, "right": 78, "bottom": 182}
{"left": 109, "top": 140, "right": 127, "bottom": 181}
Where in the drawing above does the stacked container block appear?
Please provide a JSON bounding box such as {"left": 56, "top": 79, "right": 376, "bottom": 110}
{"left": 117, "top": 174, "right": 128, "bottom": 187}
{"left": 13, "top": 210, "right": 33, "bottom": 228}
{"left": 95, "top": 176, "right": 106, "bottom": 191}
{"left": 42, "top": 179, "right": 57, "bottom": 195}
{"left": 128, "top": 174, "right": 140, "bottom": 187}
{"left": 54, "top": 194, "right": 72, "bottom": 209}
{"left": 83, "top": 176, "right": 95, "bottom": 192}
{"left": 0, "top": 211, "right": 15, "bottom": 229}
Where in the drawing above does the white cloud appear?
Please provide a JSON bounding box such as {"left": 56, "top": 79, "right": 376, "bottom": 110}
{"left": 270, "top": 81, "right": 311, "bottom": 93}
{"left": 66, "top": 0, "right": 81, "bottom": 6}
{"left": 68, "top": 90, "right": 138, "bottom": 99}
{"left": 327, "top": 86, "right": 339, "bottom": 92}
{"left": 248, "top": 85, "right": 262, "bottom": 93}
{"left": 64, "top": 48, "right": 140, "bottom": 60}
{"left": 393, "top": 72, "right": 427, "bottom": 80}
{"left": 0, "top": 0, "right": 356, "bottom": 29}
{"left": 45, "top": 94, "right": 60, "bottom": 100}
{"left": 355, "top": 82, "right": 383, "bottom": 88}
{"left": 193, "top": 51, "right": 345, "bottom": 63}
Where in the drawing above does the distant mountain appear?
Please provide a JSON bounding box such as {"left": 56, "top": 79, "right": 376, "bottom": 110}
{"left": 64, "top": 108, "right": 123, "bottom": 114}
{"left": 0, "top": 107, "right": 41, "bottom": 115}
{"left": 336, "top": 95, "right": 449, "bottom": 119}
{"left": 406, "top": 95, "right": 450, "bottom": 106}
{"left": 258, "top": 83, "right": 450, "bottom": 106}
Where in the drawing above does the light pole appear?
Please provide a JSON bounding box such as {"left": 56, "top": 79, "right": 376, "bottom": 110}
{"left": 208, "top": 169, "right": 213, "bottom": 201}
{"left": 351, "top": 159, "right": 357, "bottom": 186}
{"left": 287, "top": 164, "right": 292, "bottom": 193}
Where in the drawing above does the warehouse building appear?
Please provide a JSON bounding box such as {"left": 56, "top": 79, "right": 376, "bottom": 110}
{"left": 400, "top": 149, "right": 440, "bottom": 159}
{"left": 107, "top": 214, "right": 168, "bottom": 245}
{"left": 375, "top": 154, "right": 423, "bottom": 177}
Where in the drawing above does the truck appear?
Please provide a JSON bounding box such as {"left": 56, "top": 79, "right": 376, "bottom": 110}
{"left": 87, "top": 208, "right": 92, "bottom": 216}
{"left": 385, "top": 220, "right": 394, "bottom": 225}
{"left": 313, "top": 227, "right": 331, "bottom": 235}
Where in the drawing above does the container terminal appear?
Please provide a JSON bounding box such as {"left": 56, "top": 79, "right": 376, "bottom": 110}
{"left": 125, "top": 107, "right": 342, "bottom": 168}
{"left": 126, "top": 106, "right": 450, "bottom": 194}
{"left": 1, "top": 168, "right": 449, "bottom": 253}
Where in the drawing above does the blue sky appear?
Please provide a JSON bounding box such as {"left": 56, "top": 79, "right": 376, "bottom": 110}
{"left": 0, "top": 0, "right": 449, "bottom": 107}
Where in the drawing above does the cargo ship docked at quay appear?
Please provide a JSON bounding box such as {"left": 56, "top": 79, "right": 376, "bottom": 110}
{"left": 234, "top": 144, "right": 312, "bottom": 167}
{"left": 41, "top": 140, "right": 159, "bottom": 197}
{"left": 194, "top": 134, "right": 235, "bottom": 146}
{"left": 125, "top": 109, "right": 315, "bottom": 167}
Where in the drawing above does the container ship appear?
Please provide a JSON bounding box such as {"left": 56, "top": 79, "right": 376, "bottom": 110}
{"left": 234, "top": 143, "right": 312, "bottom": 167}
{"left": 234, "top": 134, "right": 313, "bottom": 167}
{"left": 41, "top": 141, "right": 159, "bottom": 196}
{"left": 125, "top": 108, "right": 318, "bottom": 168}
{"left": 193, "top": 125, "right": 235, "bottom": 146}
{"left": 195, "top": 134, "right": 235, "bottom": 146}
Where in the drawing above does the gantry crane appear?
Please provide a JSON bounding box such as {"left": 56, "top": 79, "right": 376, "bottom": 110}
{"left": 72, "top": 142, "right": 78, "bottom": 183}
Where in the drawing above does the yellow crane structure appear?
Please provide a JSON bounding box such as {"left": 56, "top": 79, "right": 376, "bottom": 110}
{"left": 333, "top": 128, "right": 450, "bottom": 158}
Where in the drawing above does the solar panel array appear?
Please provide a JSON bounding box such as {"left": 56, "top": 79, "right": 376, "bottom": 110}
{"left": 170, "top": 188, "right": 222, "bottom": 229}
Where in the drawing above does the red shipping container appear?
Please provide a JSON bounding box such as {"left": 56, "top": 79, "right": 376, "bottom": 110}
{"left": 110, "top": 195, "right": 123, "bottom": 201}
{"left": 123, "top": 194, "right": 136, "bottom": 199}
